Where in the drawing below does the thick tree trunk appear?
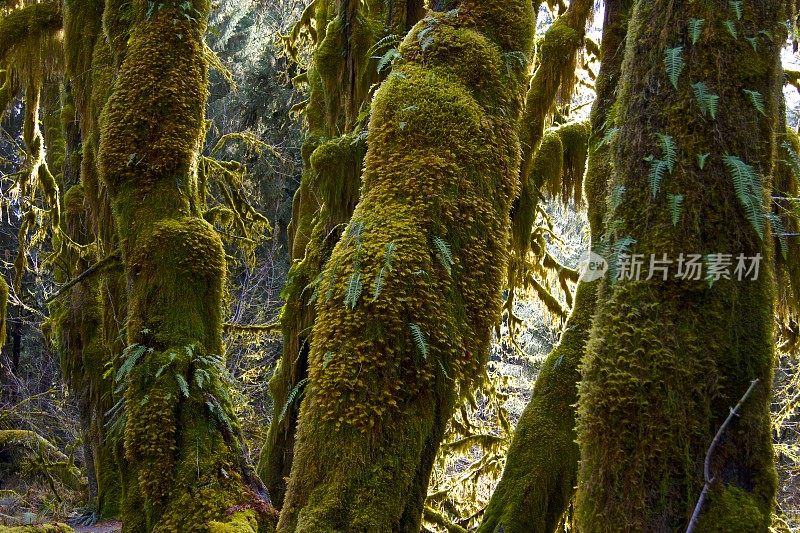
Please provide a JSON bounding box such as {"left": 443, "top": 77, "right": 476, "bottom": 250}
{"left": 575, "top": 1, "right": 784, "bottom": 529}
{"left": 258, "top": 0, "right": 424, "bottom": 507}
{"left": 479, "top": 2, "right": 631, "bottom": 531}
{"left": 97, "top": 1, "right": 274, "bottom": 530}
{"left": 276, "top": 1, "right": 535, "bottom": 530}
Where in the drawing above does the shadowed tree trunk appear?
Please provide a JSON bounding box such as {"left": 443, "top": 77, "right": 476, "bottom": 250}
{"left": 478, "top": 2, "right": 632, "bottom": 531}
{"left": 276, "top": 0, "right": 535, "bottom": 530}
{"left": 576, "top": 0, "right": 784, "bottom": 529}
{"left": 97, "top": 1, "right": 275, "bottom": 530}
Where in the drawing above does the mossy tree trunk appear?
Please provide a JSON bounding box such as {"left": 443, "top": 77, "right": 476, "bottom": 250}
{"left": 479, "top": 2, "right": 632, "bottom": 531}
{"left": 276, "top": 0, "right": 535, "bottom": 530}
{"left": 575, "top": 1, "right": 784, "bottom": 529}
{"left": 97, "top": 1, "right": 275, "bottom": 530}
{"left": 258, "top": 0, "right": 424, "bottom": 507}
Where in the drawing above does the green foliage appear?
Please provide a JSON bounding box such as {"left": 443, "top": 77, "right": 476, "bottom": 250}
{"left": 280, "top": 377, "right": 309, "bottom": 422}
{"left": 175, "top": 373, "right": 190, "bottom": 398}
{"left": 768, "top": 212, "right": 788, "bottom": 259}
{"left": 724, "top": 20, "right": 738, "bottom": 39}
{"left": 689, "top": 18, "right": 705, "bottom": 45}
{"left": 409, "top": 323, "right": 428, "bottom": 361}
{"left": 692, "top": 82, "right": 719, "bottom": 119}
{"left": 697, "top": 153, "right": 710, "bottom": 169}
{"left": 729, "top": 0, "right": 743, "bottom": 20}
{"left": 433, "top": 236, "right": 454, "bottom": 275}
{"left": 611, "top": 185, "right": 626, "bottom": 211}
{"left": 610, "top": 236, "right": 637, "bottom": 283}
{"left": 658, "top": 133, "right": 677, "bottom": 173}
{"left": 645, "top": 133, "right": 676, "bottom": 198}
{"left": 371, "top": 242, "right": 396, "bottom": 300}
{"left": 377, "top": 48, "right": 400, "bottom": 74}
{"left": 723, "top": 155, "right": 765, "bottom": 239}
{"left": 668, "top": 194, "right": 684, "bottom": 225}
{"left": 743, "top": 89, "right": 765, "bottom": 115}
{"left": 597, "top": 126, "right": 619, "bottom": 149}
{"left": 664, "top": 46, "right": 684, "bottom": 89}
{"left": 343, "top": 271, "right": 364, "bottom": 310}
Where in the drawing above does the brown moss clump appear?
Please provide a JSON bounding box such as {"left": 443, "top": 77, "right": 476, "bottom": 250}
{"left": 575, "top": 1, "right": 784, "bottom": 529}
{"left": 276, "top": 0, "right": 535, "bottom": 530}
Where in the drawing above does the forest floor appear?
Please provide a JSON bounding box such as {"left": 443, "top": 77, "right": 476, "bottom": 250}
{"left": 72, "top": 521, "right": 122, "bottom": 533}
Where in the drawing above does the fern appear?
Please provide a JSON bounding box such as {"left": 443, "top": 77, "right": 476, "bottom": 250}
{"left": 205, "top": 395, "right": 233, "bottom": 434}
{"left": 280, "top": 378, "right": 309, "bottom": 422}
{"left": 769, "top": 212, "right": 788, "bottom": 259}
{"left": 783, "top": 140, "right": 800, "bottom": 177}
{"left": 596, "top": 126, "right": 619, "bottom": 150}
{"left": 723, "top": 155, "right": 765, "bottom": 239}
{"left": 664, "top": 47, "right": 684, "bottom": 89}
{"left": 610, "top": 236, "right": 637, "bottom": 283}
{"left": 371, "top": 242, "right": 397, "bottom": 300}
{"left": 697, "top": 153, "right": 710, "bottom": 170}
{"left": 343, "top": 271, "right": 363, "bottom": 309}
{"left": 688, "top": 18, "right": 705, "bottom": 45}
{"left": 658, "top": 133, "right": 677, "bottom": 173}
{"left": 645, "top": 156, "right": 668, "bottom": 198}
{"left": 692, "top": 82, "right": 719, "bottom": 119}
{"left": 729, "top": 0, "right": 743, "bottom": 20}
{"left": 724, "top": 20, "right": 737, "bottom": 39}
{"left": 377, "top": 48, "right": 400, "bottom": 74}
{"left": 409, "top": 323, "right": 428, "bottom": 360}
{"left": 433, "top": 236, "right": 454, "bottom": 275}
{"left": 503, "top": 50, "right": 528, "bottom": 75}
{"left": 742, "top": 89, "right": 765, "bottom": 115}
{"left": 611, "top": 184, "right": 626, "bottom": 211}
{"left": 115, "top": 344, "right": 148, "bottom": 383}
{"left": 746, "top": 36, "right": 758, "bottom": 51}
{"left": 668, "top": 194, "right": 684, "bottom": 225}
{"left": 175, "top": 373, "right": 190, "bottom": 398}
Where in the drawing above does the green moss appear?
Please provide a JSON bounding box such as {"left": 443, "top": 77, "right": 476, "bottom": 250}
{"left": 695, "top": 485, "right": 767, "bottom": 532}
{"left": 575, "top": 1, "right": 783, "bottom": 529}
{"left": 0, "top": 524, "right": 74, "bottom": 533}
{"left": 277, "top": 0, "right": 535, "bottom": 530}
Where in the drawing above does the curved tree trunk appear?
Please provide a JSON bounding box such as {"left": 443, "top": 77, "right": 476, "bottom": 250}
{"left": 277, "top": 1, "right": 535, "bottom": 530}
{"left": 575, "top": 1, "right": 784, "bottom": 529}
{"left": 479, "top": 2, "right": 632, "bottom": 531}
{"left": 97, "top": 1, "right": 275, "bottom": 530}
{"left": 258, "top": 0, "right": 424, "bottom": 507}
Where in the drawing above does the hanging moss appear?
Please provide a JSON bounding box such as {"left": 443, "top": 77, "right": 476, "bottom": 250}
{"left": 277, "top": 0, "right": 535, "bottom": 530}
{"left": 575, "top": 1, "right": 784, "bottom": 529}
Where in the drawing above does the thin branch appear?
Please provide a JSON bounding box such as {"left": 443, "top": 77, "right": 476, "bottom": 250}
{"left": 223, "top": 321, "right": 281, "bottom": 335}
{"left": 45, "top": 251, "right": 121, "bottom": 304}
{"left": 686, "top": 379, "right": 760, "bottom": 533}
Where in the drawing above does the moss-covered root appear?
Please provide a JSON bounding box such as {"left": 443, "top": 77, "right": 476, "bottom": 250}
{"left": 575, "top": 1, "right": 784, "bottom": 530}
{"left": 97, "top": 1, "right": 275, "bottom": 530}
{"left": 0, "top": 430, "right": 85, "bottom": 490}
{"left": 276, "top": 1, "right": 535, "bottom": 531}
{"left": 478, "top": 282, "right": 597, "bottom": 533}
{"left": 0, "top": 275, "right": 8, "bottom": 346}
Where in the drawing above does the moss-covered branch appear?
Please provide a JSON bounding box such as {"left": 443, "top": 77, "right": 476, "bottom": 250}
{"left": 0, "top": 2, "right": 62, "bottom": 64}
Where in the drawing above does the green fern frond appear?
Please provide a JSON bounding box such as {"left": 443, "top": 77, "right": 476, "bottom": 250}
{"left": 746, "top": 36, "right": 758, "bottom": 50}
{"left": 769, "top": 212, "right": 788, "bottom": 259}
{"left": 692, "top": 82, "right": 719, "bottom": 119}
{"left": 697, "top": 153, "right": 710, "bottom": 170}
{"left": 783, "top": 140, "right": 800, "bottom": 177}
{"left": 610, "top": 236, "right": 637, "bottom": 283}
{"left": 668, "top": 194, "right": 684, "bottom": 225}
{"left": 503, "top": 50, "right": 528, "bottom": 75}
{"left": 611, "top": 184, "right": 626, "bottom": 211}
{"left": 372, "top": 267, "right": 387, "bottom": 300}
{"left": 377, "top": 48, "right": 400, "bottom": 74}
{"left": 658, "top": 133, "right": 677, "bottom": 173}
{"left": 723, "top": 154, "right": 765, "bottom": 239}
{"left": 409, "top": 323, "right": 428, "bottom": 360}
{"left": 645, "top": 156, "right": 668, "bottom": 198}
{"left": 742, "top": 89, "right": 765, "bottom": 115}
{"left": 280, "top": 378, "right": 309, "bottom": 422}
{"left": 729, "top": 0, "right": 743, "bottom": 20}
{"left": 175, "top": 373, "right": 190, "bottom": 398}
{"left": 664, "top": 47, "right": 684, "bottom": 89}
{"left": 343, "top": 271, "right": 363, "bottom": 309}
{"left": 115, "top": 344, "right": 148, "bottom": 383}
{"left": 689, "top": 18, "right": 705, "bottom": 45}
{"left": 433, "top": 236, "right": 454, "bottom": 275}
{"left": 724, "top": 20, "right": 737, "bottom": 39}
{"left": 596, "top": 126, "right": 619, "bottom": 150}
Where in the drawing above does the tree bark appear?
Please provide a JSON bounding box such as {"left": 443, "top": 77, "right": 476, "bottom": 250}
{"left": 277, "top": 1, "right": 535, "bottom": 530}
{"left": 575, "top": 1, "right": 784, "bottom": 529}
